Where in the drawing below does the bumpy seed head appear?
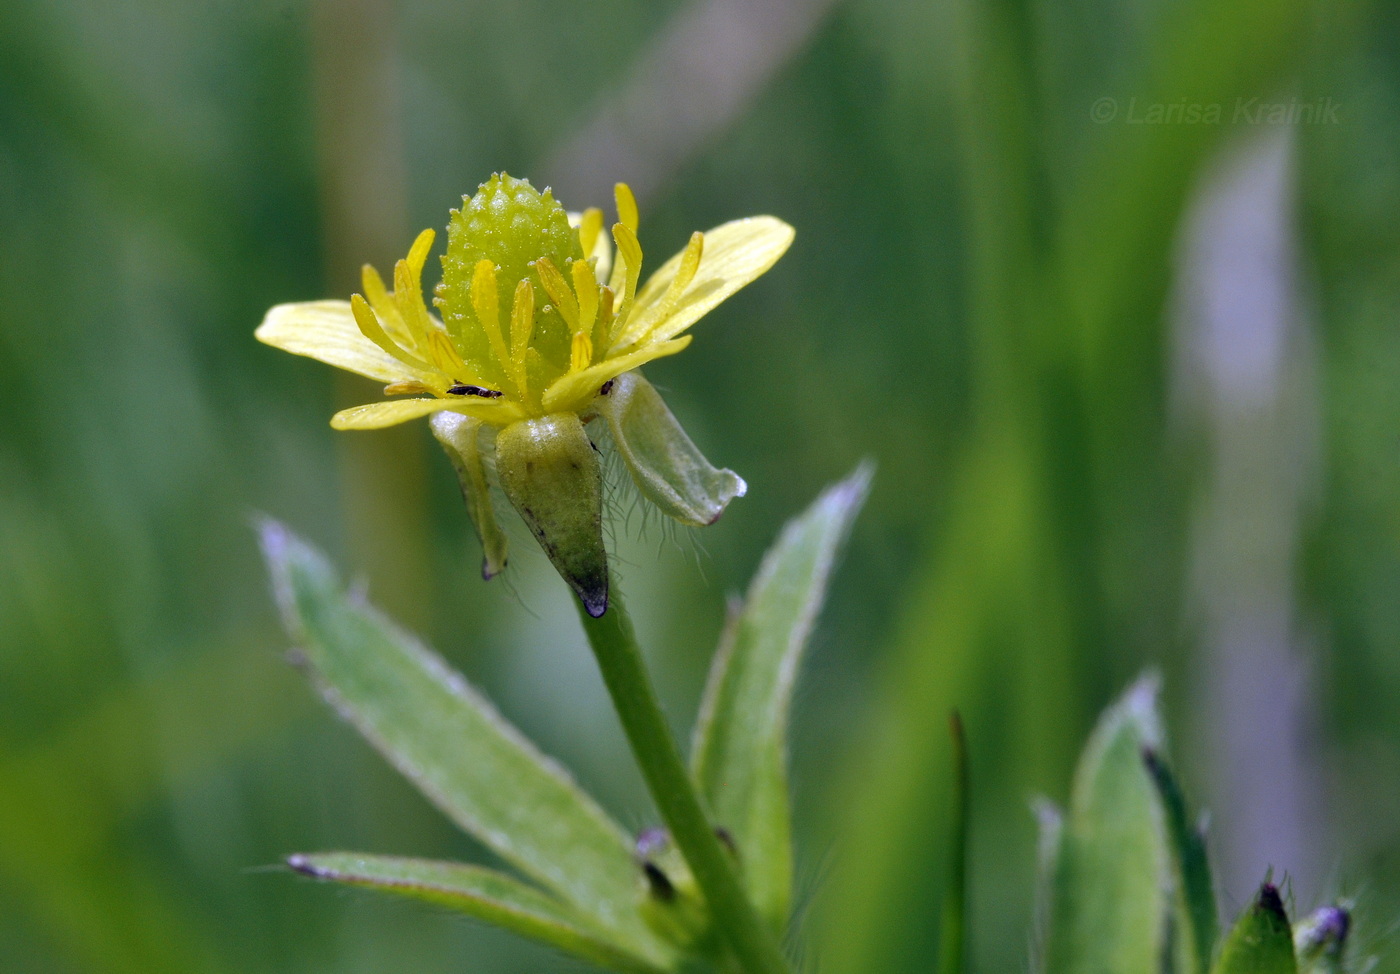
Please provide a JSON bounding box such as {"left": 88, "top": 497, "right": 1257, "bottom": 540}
{"left": 436, "top": 174, "right": 585, "bottom": 392}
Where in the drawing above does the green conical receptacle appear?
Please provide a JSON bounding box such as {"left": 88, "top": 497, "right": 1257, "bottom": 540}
{"left": 494, "top": 413, "right": 609, "bottom": 616}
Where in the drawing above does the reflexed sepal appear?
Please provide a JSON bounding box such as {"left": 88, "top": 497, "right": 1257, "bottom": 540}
{"left": 430, "top": 412, "right": 509, "bottom": 579}
{"left": 596, "top": 371, "right": 746, "bottom": 527}
{"left": 495, "top": 414, "right": 609, "bottom": 616}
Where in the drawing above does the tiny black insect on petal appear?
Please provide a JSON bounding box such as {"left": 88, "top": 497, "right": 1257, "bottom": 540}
{"left": 448, "top": 383, "right": 503, "bottom": 398}
{"left": 599, "top": 379, "right": 614, "bottom": 396}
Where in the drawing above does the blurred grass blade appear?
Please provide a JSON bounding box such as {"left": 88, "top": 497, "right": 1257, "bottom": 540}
{"left": 1144, "top": 748, "right": 1219, "bottom": 974}
{"left": 938, "top": 712, "right": 970, "bottom": 974}
{"left": 1211, "top": 884, "right": 1297, "bottom": 974}
{"left": 259, "top": 522, "right": 667, "bottom": 960}
{"left": 690, "top": 463, "right": 872, "bottom": 928}
{"left": 1032, "top": 801, "right": 1066, "bottom": 974}
{"left": 1043, "top": 676, "right": 1166, "bottom": 974}
{"left": 287, "top": 853, "right": 666, "bottom": 974}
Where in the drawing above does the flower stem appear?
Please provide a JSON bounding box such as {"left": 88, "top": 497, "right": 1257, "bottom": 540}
{"left": 576, "top": 595, "right": 791, "bottom": 974}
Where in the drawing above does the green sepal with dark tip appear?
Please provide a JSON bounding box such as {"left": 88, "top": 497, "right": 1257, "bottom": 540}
{"left": 494, "top": 413, "right": 609, "bottom": 616}
{"left": 596, "top": 371, "right": 746, "bottom": 526}
{"left": 430, "top": 412, "right": 509, "bottom": 579}
{"left": 1212, "top": 884, "right": 1297, "bottom": 974}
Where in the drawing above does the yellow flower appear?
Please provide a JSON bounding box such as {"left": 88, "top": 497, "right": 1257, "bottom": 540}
{"left": 256, "top": 174, "right": 792, "bottom": 431}
{"left": 256, "top": 174, "right": 793, "bottom": 616}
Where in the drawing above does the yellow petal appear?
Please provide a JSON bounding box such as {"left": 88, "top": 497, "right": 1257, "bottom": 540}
{"left": 541, "top": 336, "right": 692, "bottom": 413}
{"left": 331, "top": 397, "right": 519, "bottom": 430}
{"left": 256, "top": 300, "right": 430, "bottom": 384}
{"left": 622, "top": 216, "right": 794, "bottom": 348}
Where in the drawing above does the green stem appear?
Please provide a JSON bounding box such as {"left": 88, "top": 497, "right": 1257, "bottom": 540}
{"left": 576, "top": 595, "right": 791, "bottom": 974}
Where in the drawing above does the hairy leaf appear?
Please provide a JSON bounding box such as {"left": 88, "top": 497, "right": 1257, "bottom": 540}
{"left": 1042, "top": 676, "right": 1166, "bottom": 974}
{"left": 690, "top": 464, "right": 872, "bottom": 928}
{"left": 260, "top": 523, "right": 668, "bottom": 962}
{"left": 288, "top": 853, "right": 666, "bottom": 974}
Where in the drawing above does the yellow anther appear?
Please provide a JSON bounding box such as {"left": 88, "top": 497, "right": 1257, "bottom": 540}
{"left": 533, "top": 258, "right": 579, "bottom": 330}
{"left": 577, "top": 208, "right": 604, "bottom": 260}
{"left": 405, "top": 227, "right": 435, "bottom": 276}
{"left": 427, "top": 328, "right": 466, "bottom": 375}
{"left": 470, "top": 259, "right": 513, "bottom": 383}
{"left": 361, "top": 263, "right": 408, "bottom": 340}
{"left": 394, "top": 257, "right": 435, "bottom": 348}
{"left": 572, "top": 259, "right": 598, "bottom": 335}
{"left": 383, "top": 379, "right": 431, "bottom": 396}
{"left": 595, "top": 285, "right": 616, "bottom": 351}
{"left": 614, "top": 183, "right": 639, "bottom": 233}
{"left": 509, "top": 279, "right": 535, "bottom": 400}
{"left": 609, "top": 223, "right": 642, "bottom": 325}
{"left": 630, "top": 231, "right": 704, "bottom": 348}
{"left": 351, "top": 293, "right": 434, "bottom": 372}
{"left": 570, "top": 331, "right": 592, "bottom": 372}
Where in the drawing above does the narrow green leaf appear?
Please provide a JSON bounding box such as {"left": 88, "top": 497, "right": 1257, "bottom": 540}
{"left": 1144, "top": 748, "right": 1219, "bottom": 974}
{"left": 1043, "top": 676, "right": 1167, "bottom": 974}
{"left": 690, "top": 463, "right": 872, "bottom": 929}
{"left": 259, "top": 523, "right": 668, "bottom": 962}
{"left": 287, "top": 853, "right": 665, "bottom": 974}
{"left": 1211, "top": 885, "right": 1297, "bottom": 974}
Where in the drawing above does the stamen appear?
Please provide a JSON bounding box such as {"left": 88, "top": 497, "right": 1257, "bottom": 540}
{"left": 609, "top": 223, "right": 642, "bottom": 328}
{"left": 508, "top": 279, "right": 535, "bottom": 399}
{"left": 629, "top": 231, "right": 703, "bottom": 348}
{"left": 533, "top": 258, "right": 579, "bottom": 330}
{"left": 361, "top": 264, "right": 409, "bottom": 339}
{"left": 394, "top": 258, "right": 435, "bottom": 349}
{"left": 596, "top": 286, "right": 616, "bottom": 350}
{"left": 384, "top": 379, "right": 431, "bottom": 396}
{"left": 570, "top": 331, "right": 592, "bottom": 372}
{"left": 614, "top": 183, "right": 639, "bottom": 233}
{"left": 405, "top": 227, "right": 435, "bottom": 276}
{"left": 572, "top": 260, "right": 599, "bottom": 356}
{"left": 577, "top": 208, "right": 604, "bottom": 260}
{"left": 428, "top": 328, "right": 468, "bottom": 376}
{"left": 351, "top": 294, "right": 435, "bottom": 373}
{"left": 470, "top": 259, "right": 514, "bottom": 385}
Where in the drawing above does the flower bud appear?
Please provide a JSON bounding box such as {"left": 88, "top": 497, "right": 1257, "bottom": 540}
{"left": 494, "top": 413, "right": 608, "bottom": 616}
{"left": 1295, "top": 904, "right": 1349, "bottom": 974}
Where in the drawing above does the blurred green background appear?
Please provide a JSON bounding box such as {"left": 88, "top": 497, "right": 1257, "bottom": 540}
{"left": 2, "top": 0, "right": 1397, "bottom": 970}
